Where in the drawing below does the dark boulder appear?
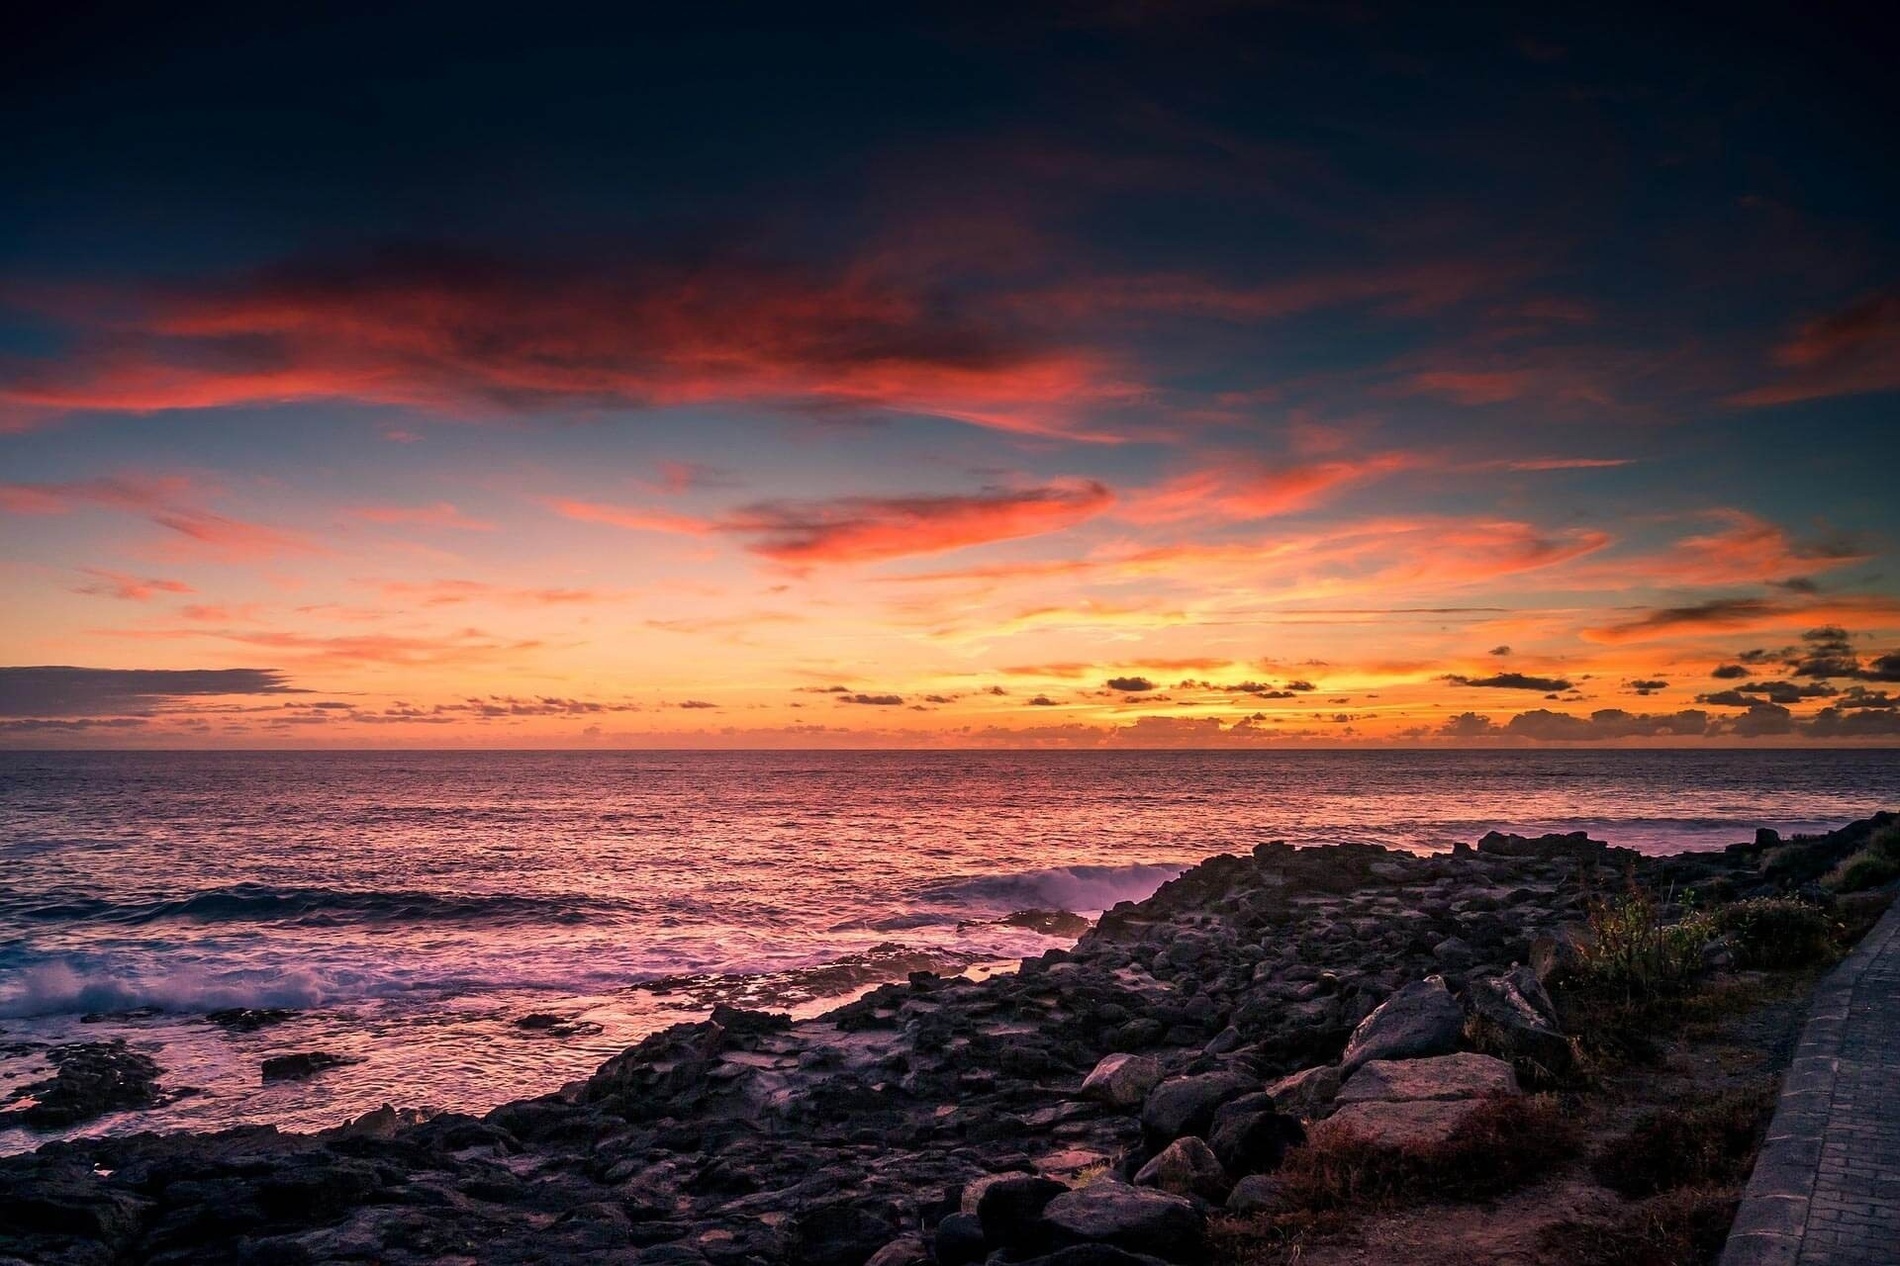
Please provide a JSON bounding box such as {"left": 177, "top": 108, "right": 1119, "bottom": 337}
{"left": 976, "top": 1175, "right": 1068, "bottom": 1250}
{"left": 1140, "top": 1070, "right": 1256, "bottom": 1146}
{"left": 1041, "top": 1181, "right": 1204, "bottom": 1261}
{"left": 935, "top": 1211, "right": 986, "bottom": 1266}
{"left": 1208, "top": 1105, "right": 1305, "bottom": 1176}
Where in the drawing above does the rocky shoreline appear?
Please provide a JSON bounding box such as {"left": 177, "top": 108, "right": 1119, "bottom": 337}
{"left": 3, "top": 814, "right": 1893, "bottom": 1266}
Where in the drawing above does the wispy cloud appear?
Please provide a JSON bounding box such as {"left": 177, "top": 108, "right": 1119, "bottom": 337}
{"left": 552, "top": 479, "right": 1113, "bottom": 564}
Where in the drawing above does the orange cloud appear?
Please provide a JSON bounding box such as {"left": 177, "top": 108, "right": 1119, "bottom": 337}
{"left": 1582, "top": 595, "right": 1900, "bottom": 644}
{"left": 73, "top": 568, "right": 194, "bottom": 601}
{"left": 1123, "top": 452, "right": 1423, "bottom": 524}
{"left": 375, "top": 579, "right": 614, "bottom": 607}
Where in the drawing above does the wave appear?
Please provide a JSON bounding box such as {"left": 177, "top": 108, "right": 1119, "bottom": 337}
{"left": 917, "top": 861, "right": 1186, "bottom": 915}
{"left": 5, "top": 884, "right": 631, "bottom": 929}
{"left": 0, "top": 959, "right": 353, "bottom": 1018}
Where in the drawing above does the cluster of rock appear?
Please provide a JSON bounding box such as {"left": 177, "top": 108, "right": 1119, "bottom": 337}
{"left": 2, "top": 814, "right": 1887, "bottom": 1266}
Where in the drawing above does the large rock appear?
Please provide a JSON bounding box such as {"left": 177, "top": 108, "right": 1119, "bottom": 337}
{"left": 977, "top": 1175, "right": 1069, "bottom": 1250}
{"left": 1132, "top": 1136, "right": 1227, "bottom": 1200}
{"left": 1463, "top": 967, "right": 1576, "bottom": 1077}
{"left": 1337, "top": 1053, "right": 1519, "bottom": 1105}
{"left": 1140, "top": 1071, "right": 1256, "bottom": 1146}
{"left": 1264, "top": 1064, "right": 1340, "bottom": 1118}
{"left": 1323, "top": 1098, "right": 1485, "bottom": 1149}
{"left": 1208, "top": 1105, "right": 1306, "bottom": 1176}
{"left": 1338, "top": 976, "right": 1463, "bottom": 1072}
{"left": 1081, "top": 1053, "right": 1163, "bottom": 1108}
{"left": 1041, "top": 1181, "right": 1204, "bottom": 1260}
{"left": 1224, "top": 1173, "right": 1280, "bottom": 1214}
{"left": 1529, "top": 923, "right": 1595, "bottom": 986}
{"left": 935, "top": 1212, "right": 986, "bottom": 1266}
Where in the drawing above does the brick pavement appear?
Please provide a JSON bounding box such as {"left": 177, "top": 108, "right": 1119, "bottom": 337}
{"left": 1721, "top": 898, "right": 1900, "bottom": 1266}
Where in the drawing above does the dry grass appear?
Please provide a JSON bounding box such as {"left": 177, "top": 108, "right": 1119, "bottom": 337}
{"left": 1540, "top": 1187, "right": 1740, "bottom": 1266}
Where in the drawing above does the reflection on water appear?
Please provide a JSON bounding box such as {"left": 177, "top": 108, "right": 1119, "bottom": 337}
{"left": 2, "top": 747, "right": 1895, "bottom": 1150}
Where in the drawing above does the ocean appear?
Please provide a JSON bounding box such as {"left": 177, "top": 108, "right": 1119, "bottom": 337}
{"left": 2, "top": 747, "right": 1895, "bottom": 1152}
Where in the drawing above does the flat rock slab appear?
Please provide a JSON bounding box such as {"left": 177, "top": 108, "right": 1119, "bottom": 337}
{"left": 1323, "top": 1098, "right": 1481, "bottom": 1149}
{"left": 1337, "top": 1052, "right": 1519, "bottom": 1104}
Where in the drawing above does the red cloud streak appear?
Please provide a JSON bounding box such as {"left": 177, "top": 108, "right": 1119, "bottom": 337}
{"left": 552, "top": 480, "right": 1113, "bottom": 564}
{"left": 0, "top": 247, "right": 1128, "bottom": 439}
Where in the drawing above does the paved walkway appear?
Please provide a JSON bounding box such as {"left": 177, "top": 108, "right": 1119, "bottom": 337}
{"left": 1722, "top": 898, "right": 1900, "bottom": 1266}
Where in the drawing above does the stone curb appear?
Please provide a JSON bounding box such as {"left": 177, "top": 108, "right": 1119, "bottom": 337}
{"left": 1719, "top": 897, "right": 1900, "bottom": 1266}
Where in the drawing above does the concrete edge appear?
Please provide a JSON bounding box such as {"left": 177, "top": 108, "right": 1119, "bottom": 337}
{"left": 1718, "top": 897, "right": 1900, "bottom": 1266}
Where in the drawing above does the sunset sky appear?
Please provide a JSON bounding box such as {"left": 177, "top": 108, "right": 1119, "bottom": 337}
{"left": 2, "top": 2, "right": 1896, "bottom": 747}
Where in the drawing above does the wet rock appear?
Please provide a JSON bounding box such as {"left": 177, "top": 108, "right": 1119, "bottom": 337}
{"left": 1140, "top": 1070, "right": 1256, "bottom": 1146}
{"left": 1133, "top": 1136, "right": 1227, "bottom": 1200}
{"left": 260, "top": 1051, "right": 357, "bottom": 1082}
{"left": 204, "top": 1008, "right": 295, "bottom": 1033}
{"left": 983, "top": 909, "right": 1092, "bottom": 938}
{"left": 1339, "top": 976, "right": 1462, "bottom": 1072}
{"left": 1338, "top": 1053, "right": 1519, "bottom": 1104}
{"left": 1041, "top": 1180, "right": 1204, "bottom": 1261}
{"left": 4, "top": 1040, "right": 165, "bottom": 1128}
{"left": 1080, "top": 1053, "right": 1163, "bottom": 1108}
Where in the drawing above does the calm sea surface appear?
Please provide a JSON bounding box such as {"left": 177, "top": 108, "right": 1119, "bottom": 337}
{"left": 2, "top": 748, "right": 1896, "bottom": 1151}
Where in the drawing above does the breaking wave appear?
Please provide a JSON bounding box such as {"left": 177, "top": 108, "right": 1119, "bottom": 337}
{"left": 917, "top": 861, "right": 1186, "bottom": 915}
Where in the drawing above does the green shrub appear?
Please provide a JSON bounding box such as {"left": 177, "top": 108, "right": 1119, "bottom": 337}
{"left": 1591, "top": 1084, "right": 1775, "bottom": 1197}
{"left": 1825, "top": 848, "right": 1900, "bottom": 894}
{"left": 1570, "top": 890, "right": 1713, "bottom": 1003}
{"left": 1713, "top": 897, "right": 1835, "bottom": 968}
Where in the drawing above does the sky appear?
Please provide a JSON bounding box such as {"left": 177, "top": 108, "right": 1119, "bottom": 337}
{"left": 1, "top": 1, "right": 1897, "bottom": 748}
